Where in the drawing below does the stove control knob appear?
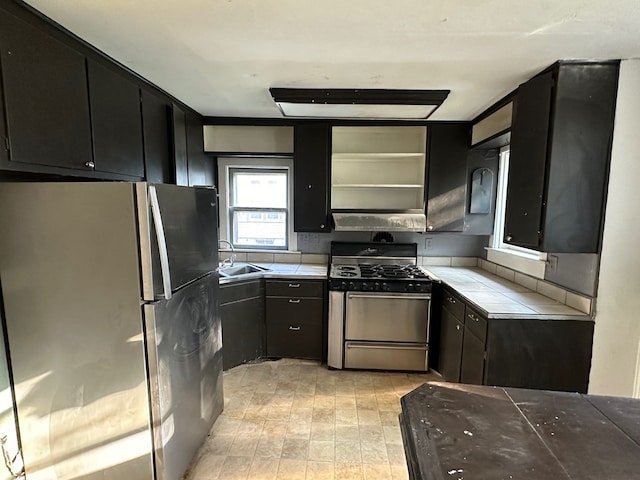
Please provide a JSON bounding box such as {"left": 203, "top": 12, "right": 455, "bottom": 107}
{"left": 374, "top": 282, "right": 381, "bottom": 291}
{"left": 348, "top": 282, "right": 357, "bottom": 290}
{"left": 381, "top": 282, "right": 389, "bottom": 292}
{"left": 362, "top": 282, "right": 370, "bottom": 291}
{"left": 340, "top": 281, "right": 347, "bottom": 290}
{"left": 407, "top": 283, "right": 414, "bottom": 292}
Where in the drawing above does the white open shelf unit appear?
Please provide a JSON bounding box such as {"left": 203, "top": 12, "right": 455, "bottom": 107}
{"left": 331, "top": 126, "right": 427, "bottom": 210}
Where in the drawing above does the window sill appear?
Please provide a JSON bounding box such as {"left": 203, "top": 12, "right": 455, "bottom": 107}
{"left": 485, "top": 247, "right": 547, "bottom": 279}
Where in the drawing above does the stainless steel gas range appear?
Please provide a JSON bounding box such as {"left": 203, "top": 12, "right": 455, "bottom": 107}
{"left": 327, "top": 242, "right": 435, "bottom": 372}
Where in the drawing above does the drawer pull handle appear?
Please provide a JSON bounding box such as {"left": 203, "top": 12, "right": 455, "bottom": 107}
{"left": 289, "top": 326, "right": 301, "bottom": 331}
{"left": 456, "top": 324, "right": 461, "bottom": 331}
{"left": 447, "top": 297, "right": 456, "bottom": 304}
{"left": 289, "top": 299, "right": 301, "bottom": 304}
{"left": 288, "top": 283, "right": 300, "bottom": 288}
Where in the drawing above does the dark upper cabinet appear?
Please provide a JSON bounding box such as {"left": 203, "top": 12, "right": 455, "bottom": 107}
{"left": 171, "top": 104, "right": 189, "bottom": 186}
{"left": 0, "top": 66, "right": 7, "bottom": 165}
{"left": 426, "top": 123, "right": 471, "bottom": 232}
{"left": 87, "top": 60, "right": 144, "bottom": 177}
{"left": 185, "top": 111, "right": 214, "bottom": 186}
{"left": 141, "top": 90, "right": 172, "bottom": 184}
{"left": 0, "top": 11, "right": 93, "bottom": 171}
{"left": 293, "top": 123, "right": 331, "bottom": 232}
{"left": 505, "top": 62, "right": 619, "bottom": 252}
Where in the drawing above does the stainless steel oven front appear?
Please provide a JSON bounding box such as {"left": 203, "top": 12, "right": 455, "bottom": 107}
{"left": 328, "top": 290, "right": 431, "bottom": 371}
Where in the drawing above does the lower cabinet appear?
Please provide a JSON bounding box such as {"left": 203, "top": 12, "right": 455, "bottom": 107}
{"left": 265, "top": 279, "right": 324, "bottom": 360}
{"left": 220, "top": 279, "right": 265, "bottom": 370}
{"left": 437, "top": 285, "right": 594, "bottom": 393}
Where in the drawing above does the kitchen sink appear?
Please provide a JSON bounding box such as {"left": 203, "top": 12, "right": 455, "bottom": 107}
{"left": 218, "top": 263, "right": 270, "bottom": 277}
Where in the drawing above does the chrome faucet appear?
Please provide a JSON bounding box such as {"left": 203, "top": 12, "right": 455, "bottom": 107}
{"left": 218, "top": 240, "right": 236, "bottom": 267}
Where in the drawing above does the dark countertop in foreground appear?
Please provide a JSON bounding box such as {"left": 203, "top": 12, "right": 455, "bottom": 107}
{"left": 400, "top": 382, "right": 640, "bottom": 480}
{"left": 423, "top": 266, "right": 590, "bottom": 320}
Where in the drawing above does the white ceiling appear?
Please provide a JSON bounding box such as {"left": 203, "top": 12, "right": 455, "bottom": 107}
{"left": 24, "top": 0, "right": 640, "bottom": 120}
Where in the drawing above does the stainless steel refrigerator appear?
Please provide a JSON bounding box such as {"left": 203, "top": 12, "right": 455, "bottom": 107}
{"left": 0, "top": 182, "right": 223, "bottom": 480}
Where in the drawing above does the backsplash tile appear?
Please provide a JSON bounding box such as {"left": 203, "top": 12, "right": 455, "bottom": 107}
{"left": 496, "top": 265, "right": 516, "bottom": 282}
{"left": 514, "top": 272, "right": 538, "bottom": 291}
{"left": 421, "top": 257, "right": 452, "bottom": 266}
{"left": 536, "top": 280, "right": 567, "bottom": 304}
{"left": 566, "top": 292, "right": 592, "bottom": 315}
{"left": 247, "top": 252, "right": 275, "bottom": 263}
{"left": 219, "top": 251, "right": 247, "bottom": 262}
{"left": 274, "top": 252, "right": 301, "bottom": 264}
{"left": 301, "top": 253, "right": 328, "bottom": 265}
{"left": 479, "top": 259, "right": 497, "bottom": 274}
{"left": 451, "top": 257, "right": 478, "bottom": 267}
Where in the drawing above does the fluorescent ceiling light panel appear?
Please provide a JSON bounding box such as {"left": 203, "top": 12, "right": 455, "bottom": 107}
{"left": 269, "top": 88, "right": 449, "bottom": 119}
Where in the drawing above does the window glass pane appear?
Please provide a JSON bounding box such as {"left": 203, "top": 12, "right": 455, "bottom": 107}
{"left": 231, "top": 170, "right": 287, "bottom": 208}
{"left": 232, "top": 210, "right": 287, "bottom": 248}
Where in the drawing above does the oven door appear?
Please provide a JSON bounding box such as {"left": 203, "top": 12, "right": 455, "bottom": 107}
{"left": 345, "top": 292, "right": 431, "bottom": 343}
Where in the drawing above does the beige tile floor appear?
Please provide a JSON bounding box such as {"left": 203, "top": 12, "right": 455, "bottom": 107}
{"left": 184, "top": 359, "right": 438, "bottom": 480}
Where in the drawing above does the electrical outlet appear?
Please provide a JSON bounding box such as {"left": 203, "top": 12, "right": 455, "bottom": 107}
{"left": 425, "top": 238, "right": 433, "bottom": 249}
{"left": 547, "top": 255, "right": 558, "bottom": 273}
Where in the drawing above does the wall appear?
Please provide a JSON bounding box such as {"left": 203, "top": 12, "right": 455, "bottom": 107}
{"left": 589, "top": 59, "right": 640, "bottom": 398}
{"left": 297, "top": 231, "right": 488, "bottom": 257}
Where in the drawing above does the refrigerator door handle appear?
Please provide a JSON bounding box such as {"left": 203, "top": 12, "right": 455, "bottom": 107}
{"left": 149, "top": 185, "right": 172, "bottom": 299}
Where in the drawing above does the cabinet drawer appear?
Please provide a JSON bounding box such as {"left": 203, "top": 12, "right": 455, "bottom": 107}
{"left": 442, "top": 289, "right": 465, "bottom": 320}
{"left": 266, "top": 297, "right": 323, "bottom": 326}
{"left": 266, "top": 280, "right": 324, "bottom": 298}
{"left": 220, "top": 279, "right": 262, "bottom": 305}
{"left": 465, "top": 307, "right": 487, "bottom": 343}
{"left": 266, "top": 321, "right": 321, "bottom": 359}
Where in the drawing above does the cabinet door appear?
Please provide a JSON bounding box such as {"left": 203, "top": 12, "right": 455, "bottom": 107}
{"left": 141, "top": 90, "right": 172, "bottom": 183}
{"left": 0, "top": 12, "right": 93, "bottom": 171}
{"left": 504, "top": 71, "right": 553, "bottom": 249}
{"left": 87, "top": 60, "right": 144, "bottom": 177}
{"left": 294, "top": 123, "right": 330, "bottom": 232}
{"left": 0, "top": 66, "right": 7, "bottom": 165}
{"left": 426, "top": 123, "right": 470, "bottom": 232}
{"left": 171, "top": 104, "right": 189, "bottom": 186}
{"left": 437, "top": 306, "right": 464, "bottom": 382}
{"left": 221, "top": 295, "right": 264, "bottom": 370}
{"left": 460, "top": 329, "right": 485, "bottom": 385}
{"left": 185, "top": 111, "right": 214, "bottom": 186}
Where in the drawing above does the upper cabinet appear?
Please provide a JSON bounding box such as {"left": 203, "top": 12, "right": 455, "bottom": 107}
{"left": 505, "top": 62, "right": 619, "bottom": 253}
{"left": 87, "top": 60, "right": 144, "bottom": 177}
{"left": 331, "top": 126, "right": 426, "bottom": 210}
{"left": 425, "top": 123, "right": 470, "bottom": 232}
{"left": 141, "top": 90, "right": 172, "bottom": 184}
{"left": 185, "top": 111, "right": 214, "bottom": 187}
{"left": 171, "top": 104, "right": 189, "bottom": 186}
{"left": 0, "top": 11, "right": 94, "bottom": 172}
{"left": 294, "top": 123, "right": 331, "bottom": 232}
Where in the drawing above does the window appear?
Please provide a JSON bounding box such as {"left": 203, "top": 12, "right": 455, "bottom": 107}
{"left": 218, "top": 157, "right": 295, "bottom": 251}
{"left": 491, "top": 147, "right": 541, "bottom": 257}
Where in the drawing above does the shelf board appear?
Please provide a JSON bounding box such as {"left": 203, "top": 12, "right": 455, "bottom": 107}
{"left": 332, "top": 184, "right": 424, "bottom": 189}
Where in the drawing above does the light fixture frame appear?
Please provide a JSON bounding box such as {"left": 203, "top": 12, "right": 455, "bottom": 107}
{"left": 269, "top": 88, "right": 450, "bottom": 119}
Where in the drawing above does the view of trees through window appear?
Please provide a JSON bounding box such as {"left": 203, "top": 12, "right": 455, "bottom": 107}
{"left": 229, "top": 168, "right": 288, "bottom": 248}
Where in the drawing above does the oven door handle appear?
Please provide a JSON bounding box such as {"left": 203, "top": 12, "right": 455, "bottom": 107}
{"left": 346, "top": 343, "right": 427, "bottom": 351}
{"left": 346, "top": 293, "right": 431, "bottom": 300}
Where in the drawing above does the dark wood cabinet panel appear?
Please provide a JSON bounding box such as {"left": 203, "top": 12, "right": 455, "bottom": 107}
{"left": 426, "top": 123, "right": 471, "bottom": 232}
{"left": 220, "top": 280, "right": 264, "bottom": 371}
{"left": 485, "top": 319, "right": 594, "bottom": 393}
{"left": 504, "top": 72, "right": 553, "bottom": 249}
{"left": 265, "top": 279, "right": 325, "bottom": 360}
{"left": 87, "top": 60, "right": 144, "bottom": 177}
{"left": 0, "top": 65, "right": 7, "bottom": 165}
{"left": 171, "top": 104, "right": 189, "bottom": 186}
{"left": 438, "top": 306, "right": 464, "bottom": 382}
{"left": 505, "top": 62, "right": 619, "bottom": 253}
{"left": 141, "top": 90, "right": 172, "bottom": 184}
{"left": 293, "top": 123, "right": 331, "bottom": 232}
{"left": 460, "top": 329, "right": 485, "bottom": 384}
{"left": 0, "top": 11, "right": 93, "bottom": 171}
{"left": 186, "top": 111, "right": 214, "bottom": 186}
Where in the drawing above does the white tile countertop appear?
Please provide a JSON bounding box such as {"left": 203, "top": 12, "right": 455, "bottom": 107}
{"left": 219, "top": 262, "right": 327, "bottom": 285}
{"left": 423, "top": 266, "right": 591, "bottom": 320}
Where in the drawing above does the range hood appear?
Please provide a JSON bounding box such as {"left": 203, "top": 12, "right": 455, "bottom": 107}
{"left": 332, "top": 212, "right": 427, "bottom": 232}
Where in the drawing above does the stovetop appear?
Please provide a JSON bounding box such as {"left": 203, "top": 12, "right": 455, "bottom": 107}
{"left": 329, "top": 263, "right": 434, "bottom": 293}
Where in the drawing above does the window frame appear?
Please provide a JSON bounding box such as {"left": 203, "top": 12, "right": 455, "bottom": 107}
{"left": 489, "top": 146, "right": 547, "bottom": 271}
{"left": 217, "top": 157, "right": 296, "bottom": 252}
